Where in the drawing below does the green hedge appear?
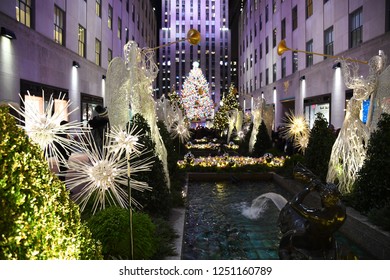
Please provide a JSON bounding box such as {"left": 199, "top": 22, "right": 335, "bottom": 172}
{"left": 0, "top": 106, "right": 102, "bottom": 259}
{"left": 87, "top": 207, "right": 157, "bottom": 259}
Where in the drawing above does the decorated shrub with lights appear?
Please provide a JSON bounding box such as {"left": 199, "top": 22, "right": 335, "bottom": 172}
{"left": 214, "top": 84, "right": 240, "bottom": 133}
{"left": 0, "top": 106, "right": 102, "bottom": 259}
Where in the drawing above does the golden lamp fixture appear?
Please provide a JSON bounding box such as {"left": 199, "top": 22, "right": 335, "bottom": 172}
{"left": 277, "top": 39, "right": 367, "bottom": 64}
{"left": 147, "top": 29, "right": 201, "bottom": 51}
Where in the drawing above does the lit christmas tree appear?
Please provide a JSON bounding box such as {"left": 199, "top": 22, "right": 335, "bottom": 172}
{"left": 180, "top": 62, "right": 214, "bottom": 121}
{"left": 214, "top": 84, "right": 240, "bottom": 132}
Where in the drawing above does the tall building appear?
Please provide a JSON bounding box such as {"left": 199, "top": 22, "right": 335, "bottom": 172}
{"left": 0, "top": 0, "right": 158, "bottom": 122}
{"left": 157, "top": 0, "right": 231, "bottom": 110}
{"left": 238, "top": 0, "right": 390, "bottom": 130}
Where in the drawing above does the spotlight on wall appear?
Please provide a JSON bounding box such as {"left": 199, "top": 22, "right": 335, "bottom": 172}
{"left": 1, "top": 27, "right": 17, "bottom": 40}
{"left": 332, "top": 62, "right": 341, "bottom": 69}
{"left": 102, "top": 75, "right": 106, "bottom": 80}
{"left": 72, "top": 61, "right": 80, "bottom": 68}
{"left": 300, "top": 75, "right": 306, "bottom": 81}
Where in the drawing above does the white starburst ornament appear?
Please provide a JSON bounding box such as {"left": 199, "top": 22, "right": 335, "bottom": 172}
{"left": 282, "top": 111, "right": 310, "bottom": 153}
{"left": 9, "top": 92, "right": 88, "bottom": 168}
{"left": 66, "top": 132, "right": 153, "bottom": 214}
{"left": 171, "top": 116, "right": 191, "bottom": 144}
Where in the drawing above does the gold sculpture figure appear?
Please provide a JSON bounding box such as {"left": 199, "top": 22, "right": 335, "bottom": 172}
{"left": 278, "top": 163, "right": 347, "bottom": 259}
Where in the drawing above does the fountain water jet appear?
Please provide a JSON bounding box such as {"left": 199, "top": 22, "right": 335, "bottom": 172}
{"left": 242, "top": 192, "right": 288, "bottom": 220}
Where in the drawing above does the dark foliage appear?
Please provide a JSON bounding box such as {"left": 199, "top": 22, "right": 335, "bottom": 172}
{"left": 304, "top": 113, "right": 336, "bottom": 181}
{"left": 129, "top": 114, "right": 171, "bottom": 218}
{"left": 352, "top": 113, "right": 390, "bottom": 215}
{"left": 253, "top": 120, "right": 273, "bottom": 157}
{"left": 87, "top": 207, "right": 157, "bottom": 259}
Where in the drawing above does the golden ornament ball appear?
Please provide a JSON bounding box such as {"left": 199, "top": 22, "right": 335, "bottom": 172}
{"left": 187, "top": 29, "right": 201, "bottom": 45}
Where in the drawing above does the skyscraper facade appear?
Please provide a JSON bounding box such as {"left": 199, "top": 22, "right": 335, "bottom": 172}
{"left": 238, "top": 0, "right": 390, "bottom": 130}
{"left": 157, "top": 0, "right": 231, "bottom": 109}
{"left": 0, "top": 0, "right": 158, "bottom": 122}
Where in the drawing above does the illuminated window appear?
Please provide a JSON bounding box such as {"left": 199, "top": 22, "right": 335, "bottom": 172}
{"left": 108, "top": 4, "right": 113, "bottom": 29}
{"left": 96, "top": 0, "right": 101, "bottom": 17}
{"left": 118, "top": 17, "right": 122, "bottom": 39}
{"left": 306, "top": 0, "right": 313, "bottom": 18}
{"left": 16, "top": 0, "right": 32, "bottom": 28}
{"left": 95, "top": 38, "right": 101, "bottom": 66}
{"left": 54, "top": 5, "right": 65, "bottom": 45}
{"left": 78, "top": 25, "right": 86, "bottom": 58}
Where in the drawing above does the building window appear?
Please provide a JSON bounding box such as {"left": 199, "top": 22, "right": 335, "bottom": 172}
{"left": 306, "top": 39, "right": 313, "bottom": 67}
{"left": 254, "top": 49, "right": 257, "bottom": 63}
{"left": 54, "top": 5, "right": 65, "bottom": 46}
{"left": 350, "top": 7, "right": 363, "bottom": 48}
{"left": 95, "top": 38, "right": 101, "bottom": 66}
{"left": 292, "top": 52, "right": 298, "bottom": 73}
{"left": 259, "top": 14, "right": 262, "bottom": 30}
{"left": 266, "top": 36, "right": 269, "bottom": 54}
{"left": 108, "top": 4, "right": 113, "bottom": 29}
{"left": 281, "top": 18, "right": 286, "bottom": 39}
{"left": 273, "top": 0, "right": 277, "bottom": 13}
{"left": 273, "top": 63, "right": 277, "bottom": 82}
{"left": 306, "top": 0, "right": 313, "bottom": 19}
{"left": 281, "top": 57, "right": 286, "bottom": 78}
{"left": 108, "top": 48, "right": 112, "bottom": 63}
{"left": 273, "top": 28, "right": 277, "bottom": 48}
{"left": 16, "top": 0, "right": 32, "bottom": 28}
{"left": 324, "top": 26, "right": 333, "bottom": 57}
{"left": 78, "top": 25, "right": 86, "bottom": 58}
{"left": 265, "top": 5, "right": 269, "bottom": 22}
{"left": 292, "top": 6, "right": 298, "bottom": 30}
{"left": 260, "top": 43, "right": 263, "bottom": 59}
{"left": 96, "top": 0, "right": 101, "bottom": 17}
{"left": 118, "top": 17, "right": 122, "bottom": 39}
{"left": 266, "top": 68, "right": 269, "bottom": 85}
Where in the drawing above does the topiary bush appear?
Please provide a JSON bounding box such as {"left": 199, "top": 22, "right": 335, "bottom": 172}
{"left": 253, "top": 120, "right": 273, "bottom": 157}
{"left": 304, "top": 113, "right": 336, "bottom": 181}
{"left": 0, "top": 106, "right": 102, "bottom": 259}
{"left": 87, "top": 206, "right": 157, "bottom": 259}
{"left": 351, "top": 113, "right": 390, "bottom": 214}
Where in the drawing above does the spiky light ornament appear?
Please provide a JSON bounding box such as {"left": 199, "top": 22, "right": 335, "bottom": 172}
{"left": 66, "top": 131, "right": 153, "bottom": 214}
{"left": 282, "top": 111, "right": 310, "bottom": 153}
{"left": 171, "top": 120, "right": 191, "bottom": 144}
{"left": 9, "top": 92, "right": 87, "bottom": 169}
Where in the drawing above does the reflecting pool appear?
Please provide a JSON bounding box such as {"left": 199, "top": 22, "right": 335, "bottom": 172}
{"left": 182, "top": 181, "right": 372, "bottom": 260}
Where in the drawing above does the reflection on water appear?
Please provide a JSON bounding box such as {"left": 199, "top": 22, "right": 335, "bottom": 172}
{"left": 182, "top": 181, "right": 373, "bottom": 260}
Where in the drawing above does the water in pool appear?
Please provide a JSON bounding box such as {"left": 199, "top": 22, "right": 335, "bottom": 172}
{"left": 182, "top": 181, "right": 372, "bottom": 260}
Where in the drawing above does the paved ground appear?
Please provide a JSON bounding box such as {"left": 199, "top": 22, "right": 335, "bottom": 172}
{"left": 166, "top": 208, "right": 186, "bottom": 260}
